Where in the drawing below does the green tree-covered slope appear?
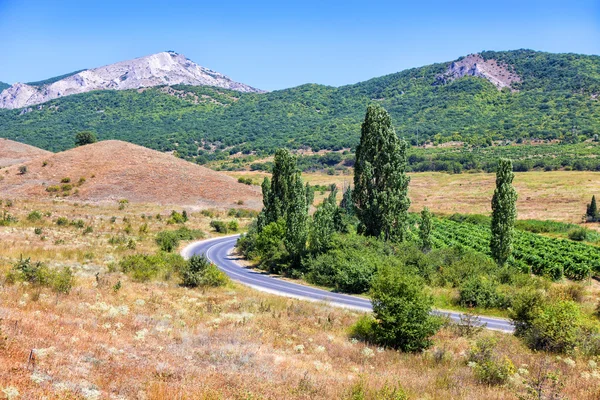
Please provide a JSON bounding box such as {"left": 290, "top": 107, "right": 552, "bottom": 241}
{"left": 0, "top": 82, "right": 9, "bottom": 91}
{"left": 0, "top": 50, "right": 599, "bottom": 158}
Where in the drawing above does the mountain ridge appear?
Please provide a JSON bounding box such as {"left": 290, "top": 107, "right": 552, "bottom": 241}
{"left": 0, "top": 51, "right": 263, "bottom": 109}
{"left": 0, "top": 49, "right": 599, "bottom": 156}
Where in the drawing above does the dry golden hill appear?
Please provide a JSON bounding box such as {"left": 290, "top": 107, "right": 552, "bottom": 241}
{"left": 0, "top": 140, "right": 261, "bottom": 208}
{"left": 0, "top": 138, "right": 52, "bottom": 167}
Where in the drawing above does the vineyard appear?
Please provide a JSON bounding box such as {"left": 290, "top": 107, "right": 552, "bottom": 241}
{"left": 418, "top": 218, "right": 600, "bottom": 281}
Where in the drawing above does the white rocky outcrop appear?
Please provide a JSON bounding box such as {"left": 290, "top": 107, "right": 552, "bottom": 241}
{"left": 436, "top": 54, "right": 521, "bottom": 90}
{"left": 0, "top": 51, "right": 263, "bottom": 109}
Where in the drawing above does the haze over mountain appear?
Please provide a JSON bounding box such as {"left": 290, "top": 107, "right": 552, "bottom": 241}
{"left": 0, "top": 49, "right": 599, "bottom": 157}
{"left": 0, "top": 51, "right": 263, "bottom": 109}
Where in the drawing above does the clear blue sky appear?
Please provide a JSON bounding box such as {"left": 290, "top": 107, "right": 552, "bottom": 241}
{"left": 0, "top": 0, "right": 598, "bottom": 91}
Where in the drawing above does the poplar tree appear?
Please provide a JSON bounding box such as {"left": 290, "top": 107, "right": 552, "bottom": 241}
{"left": 353, "top": 104, "right": 411, "bottom": 241}
{"left": 264, "top": 149, "right": 297, "bottom": 225}
{"left": 285, "top": 174, "right": 309, "bottom": 267}
{"left": 340, "top": 186, "right": 354, "bottom": 216}
{"left": 490, "top": 158, "right": 518, "bottom": 266}
{"left": 310, "top": 187, "right": 338, "bottom": 254}
{"left": 419, "top": 207, "right": 432, "bottom": 252}
{"left": 256, "top": 177, "right": 271, "bottom": 231}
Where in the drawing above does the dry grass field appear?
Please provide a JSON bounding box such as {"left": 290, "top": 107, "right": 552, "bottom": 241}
{"left": 226, "top": 170, "right": 600, "bottom": 224}
{"left": 0, "top": 200, "right": 599, "bottom": 399}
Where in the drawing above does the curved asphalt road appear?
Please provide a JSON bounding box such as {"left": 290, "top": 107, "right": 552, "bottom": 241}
{"left": 182, "top": 235, "right": 515, "bottom": 333}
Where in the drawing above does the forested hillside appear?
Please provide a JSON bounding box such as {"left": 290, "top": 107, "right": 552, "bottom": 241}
{"left": 0, "top": 81, "right": 9, "bottom": 91}
{"left": 0, "top": 50, "right": 599, "bottom": 158}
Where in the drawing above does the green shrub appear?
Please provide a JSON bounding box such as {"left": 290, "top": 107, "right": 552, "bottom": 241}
{"left": 568, "top": 228, "right": 587, "bottom": 241}
{"left": 61, "top": 184, "right": 72, "bottom": 192}
{"left": 34, "top": 227, "right": 43, "bottom": 235}
{"left": 119, "top": 252, "right": 186, "bottom": 282}
{"left": 46, "top": 185, "right": 60, "bottom": 193}
{"left": 180, "top": 254, "right": 229, "bottom": 287}
{"left": 349, "top": 315, "right": 376, "bottom": 342}
{"left": 56, "top": 217, "right": 68, "bottom": 226}
{"left": 458, "top": 277, "right": 501, "bottom": 309}
{"left": 369, "top": 268, "right": 443, "bottom": 352}
{"left": 7, "top": 258, "right": 74, "bottom": 294}
{"left": 70, "top": 219, "right": 85, "bottom": 228}
{"left": 468, "top": 337, "right": 515, "bottom": 385}
{"left": 18, "top": 165, "right": 27, "bottom": 175}
{"left": 210, "top": 220, "right": 229, "bottom": 233}
{"left": 83, "top": 226, "right": 93, "bottom": 235}
{"left": 60, "top": 177, "right": 71, "bottom": 183}
{"left": 51, "top": 267, "right": 75, "bottom": 294}
{"left": 27, "top": 211, "right": 42, "bottom": 222}
{"left": 167, "top": 210, "right": 186, "bottom": 224}
{"left": 155, "top": 231, "right": 179, "bottom": 252}
{"left": 523, "top": 300, "right": 583, "bottom": 353}
{"left": 227, "top": 220, "right": 239, "bottom": 232}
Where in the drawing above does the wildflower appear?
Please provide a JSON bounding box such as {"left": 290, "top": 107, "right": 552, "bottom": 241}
{"left": 377, "top": 347, "right": 385, "bottom": 353}
{"left": 81, "top": 387, "right": 101, "bottom": 400}
{"left": 294, "top": 344, "right": 305, "bottom": 353}
{"left": 589, "top": 360, "right": 598, "bottom": 370}
{"left": 467, "top": 361, "right": 477, "bottom": 368}
{"left": 134, "top": 329, "right": 148, "bottom": 341}
{"left": 315, "top": 345, "right": 326, "bottom": 353}
{"left": 2, "top": 386, "right": 19, "bottom": 399}
{"left": 362, "top": 347, "right": 375, "bottom": 358}
{"left": 581, "top": 371, "right": 591, "bottom": 379}
{"left": 135, "top": 299, "right": 145, "bottom": 306}
{"left": 563, "top": 358, "right": 576, "bottom": 368}
{"left": 518, "top": 368, "right": 529, "bottom": 376}
{"left": 350, "top": 338, "right": 358, "bottom": 345}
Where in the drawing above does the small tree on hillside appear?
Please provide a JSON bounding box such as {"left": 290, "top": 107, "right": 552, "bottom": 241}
{"left": 75, "top": 131, "right": 98, "bottom": 147}
{"left": 263, "top": 149, "right": 297, "bottom": 226}
{"left": 369, "top": 268, "right": 442, "bottom": 352}
{"left": 419, "top": 207, "right": 432, "bottom": 252}
{"left": 310, "top": 187, "right": 338, "bottom": 254}
{"left": 586, "top": 195, "right": 598, "bottom": 222}
{"left": 490, "top": 158, "right": 518, "bottom": 266}
{"left": 353, "top": 104, "right": 410, "bottom": 241}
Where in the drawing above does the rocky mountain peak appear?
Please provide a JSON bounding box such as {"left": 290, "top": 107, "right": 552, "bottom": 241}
{"left": 0, "top": 52, "right": 264, "bottom": 109}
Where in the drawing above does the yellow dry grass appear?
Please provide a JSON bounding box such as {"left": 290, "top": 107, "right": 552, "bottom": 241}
{"left": 0, "top": 200, "right": 599, "bottom": 399}
{"left": 226, "top": 170, "right": 600, "bottom": 224}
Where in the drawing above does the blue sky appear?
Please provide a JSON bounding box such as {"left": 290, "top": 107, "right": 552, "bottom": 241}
{"left": 0, "top": 0, "right": 598, "bottom": 90}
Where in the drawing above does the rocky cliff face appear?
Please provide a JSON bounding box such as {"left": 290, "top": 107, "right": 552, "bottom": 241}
{"left": 0, "top": 52, "right": 263, "bottom": 109}
{"left": 436, "top": 54, "right": 521, "bottom": 90}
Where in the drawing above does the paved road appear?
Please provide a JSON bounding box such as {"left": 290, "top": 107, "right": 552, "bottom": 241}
{"left": 182, "top": 235, "right": 515, "bottom": 333}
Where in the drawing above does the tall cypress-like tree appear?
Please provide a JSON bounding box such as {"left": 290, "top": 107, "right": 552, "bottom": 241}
{"left": 419, "top": 207, "right": 432, "bottom": 252}
{"left": 587, "top": 195, "right": 598, "bottom": 221}
{"left": 310, "top": 187, "right": 338, "bottom": 254}
{"left": 352, "top": 104, "right": 411, "bottom": 241}
{"left": 285, "top": 174, "right": 309, "bottom": 267}
{"left": 490, "top": 158, "right": 518, "bottom": 266}
{"left": 264, "top": 149, "right": 297, "bottom": 225}
{"left": 340, "top": 185, "right": 354, "bottom": 216}
{"left": 257, "top": 177, "right": 272, "bottom": 232}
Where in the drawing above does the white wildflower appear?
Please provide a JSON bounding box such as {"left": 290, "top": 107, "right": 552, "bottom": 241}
{"left": 315, "top": 345, "right": 326, "bottom": 353}
{"left": 31, "top": 371, "right": 50, "bottom": 384}
{"left": 135, "top": 299, "right": 145, "bottom": 306}
{"left": 134, "top": 329, "right": 149, "bottom": 341}
{"left": 563, "top": 358, "right": 576, "bottom": 368}
{"left": 377, "top": 347, "right": 385, "bottom": 353}
{"left": 350, "top": 338, "right": 358, "bottom": 345}
{"left": 362, "top": 347, "right": 375, "bottom": 358}
{"left": 81, "top": 387, "right": 101, "bottom": 400}
{"left": 467, "top": 361, "right": 478, "bottom": 368}
{"left": 581, "top": 371, "right": 591, "bottom": 379}
{"left": 2, "top": 386, "right": 19, "bottom": 399}
{"left": 102, "top": 323, "right": 112, "bottom": 330}
{"left": 294, "top": 344, "right": 305, "bottom": 353}
{"left": 518, "top": 368, "right": 529, "bottom": 376}
{"left": 589, "top": 360, "right": 598, "bottom": 370}
{"left": 114, "top": 322, "right": 123, "bottom": 330}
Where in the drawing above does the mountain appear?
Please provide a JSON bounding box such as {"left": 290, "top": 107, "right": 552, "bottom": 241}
{"left": 0, "top": 140, "right": 261, "bottom": 207}
{"left": 0, "top": 82, "right": 9, "bottom": 92}
{"left": 0, "top": 50, "right": 599, "bottom": 157}
{"left": 0, "top": 51, "right": 263, "bottom": 109}
{"left": 0, "top": 138, "right": 52, "bottom": 167}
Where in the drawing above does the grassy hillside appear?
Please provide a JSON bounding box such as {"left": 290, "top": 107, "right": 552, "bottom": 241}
{"left": 0, "top": 81, "right": 9, "bottom": 91}
{"left": 0, "top": 50, "right": 599, "bottom": 158}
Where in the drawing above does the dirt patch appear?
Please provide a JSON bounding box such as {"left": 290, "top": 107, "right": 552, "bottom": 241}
{"left": 0, "top": 138, "right": 52, "bottom": 168}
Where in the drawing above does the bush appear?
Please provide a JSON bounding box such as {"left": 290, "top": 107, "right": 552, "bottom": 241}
{"left": 522, "top": 300, "right": 583, "bottom": 353}
{"left": 27, "top": 211, "right": 42, "bottom": 222}
{"left": 468, "top": 337, "right": 515, "bottom": 385}
{"left": 7, "top": 257, "right": 74, "bottom": 294}
{"left": 349, "top": 315, "right": 377, "bottom": 342}
{"left": 458, "top": 277, "right": 501, "bottom": 308}
{"left": 167, "top": 210, "right": 186, "bottom": 224}
{"left": 568, "top": 228, "right": 587, "bottom": 241}
{"left": 180, "top": 254, "right": 229, "bottom": 287}
{"left": 46, "top": 185, "right": 60, "bottom": 193}
{"left": 369, "top": 268, "right": 443, "bottom": 352}
{"left": 18, "top": 165, "right": 27, "bottom": 175}
{"left": 61, "top": 177, "right": 71, "bottom": 183}
{"left": 210, "top": 220, "right": 229, "bottom": 233}
{"left": 119, "top": 252, "right": 186, "bottom": 282}
{"left": 155, "top": 231, "right": 180, "bottom": 252}
{"left": 227, "top": 220, "right": 239, "bottom": 232}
